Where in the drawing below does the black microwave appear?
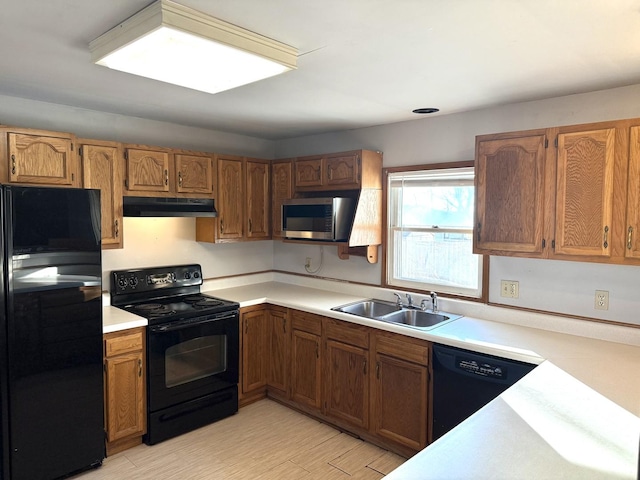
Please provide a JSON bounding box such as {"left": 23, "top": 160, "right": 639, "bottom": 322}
{"left": 282, "top": 197, "right": 355, "bottom": 241}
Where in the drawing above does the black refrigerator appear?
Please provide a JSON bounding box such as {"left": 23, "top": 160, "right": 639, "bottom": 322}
{"left": 0, "top": 186, "right": 105, "bottom": 480}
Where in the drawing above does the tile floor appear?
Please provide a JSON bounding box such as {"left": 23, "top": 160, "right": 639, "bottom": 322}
{"left": 70, "top": 399, "right": 406, "bottom": 479}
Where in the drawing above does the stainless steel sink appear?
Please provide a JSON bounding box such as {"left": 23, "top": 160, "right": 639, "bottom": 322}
{"left": 379, "top": 309, "right": 460, "bottom": 329}
{"left": 332, "top": 299, "right": 461, "bottom": 330}
{"left": 332, "top": 299, "right": 401, "bottom": 318}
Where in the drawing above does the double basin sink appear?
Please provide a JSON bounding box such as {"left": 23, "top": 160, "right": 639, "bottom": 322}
{"left": 331, "top": 299, "right": 462, "bottom": 330}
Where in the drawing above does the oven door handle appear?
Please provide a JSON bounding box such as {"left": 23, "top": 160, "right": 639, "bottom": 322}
{"left": 149, "top": 313, "right": 238, "bottom": 333}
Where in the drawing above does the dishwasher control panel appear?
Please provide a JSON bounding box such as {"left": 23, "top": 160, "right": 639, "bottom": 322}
{"left": 457, "top": 358, "right": 506, "bottom": 379}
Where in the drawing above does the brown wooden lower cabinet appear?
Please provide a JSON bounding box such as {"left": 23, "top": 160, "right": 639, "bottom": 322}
{"left": 324, "top": 318, "right": 370, "bottom": 430}
{"left": 239, "top": 305, "right": 269, "bottom": 405}
{"left": 103, "top": 328, "right": 146, "bottom": 456}
{"left": 290, "top": 310, "right": 323, "bottom": 411}
{"left": 371, "top": 330, "right": 430, "bottom": 453}
{"left": 237, "top": 305, "right": 431, "bottom": 457}
{"left": 267, "top": 306, "right": 290, "bottom": 396}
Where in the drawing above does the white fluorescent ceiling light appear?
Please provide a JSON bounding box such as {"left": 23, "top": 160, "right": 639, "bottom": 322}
{"left": 90, "top": 0, "right": 297, "bottom": 94}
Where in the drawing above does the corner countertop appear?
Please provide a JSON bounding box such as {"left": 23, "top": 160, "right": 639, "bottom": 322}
{"left": 102, "top": 280, "right": 640, "bottom": 478}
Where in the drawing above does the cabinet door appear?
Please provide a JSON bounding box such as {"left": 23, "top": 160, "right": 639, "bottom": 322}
{"left": 246, "top": 159, "right": 270, "bottom": 239}
{"left": 326, "top": 153, "right": 360, "bottom": 188}
{"left": 554, "top": 128, "right": 615, "bottom": 257}
{"left": 475, "top": 134, "right": 547, "bottom": 254}
{"left": 373, "top": 353, "right": 428, "bottom": 451}
{"left": 294, "top": 156, "right": 323, "bottom": 188}
{"left": 125, "top": 148, "right": 170, "bottom": 192}
{"left": 175, "top": 154, "right": 213, "bottom": 194}
{"left": 324, "top": 339, "right": 369, "bottom": 429}
{"left": 291, "top": 329, "right": 322, "bottom": 410}
{"left": 267, "top": 307, "right": 289, "bottom": 395}
{"left": 80, "top": 143, "right": 123, "bottom": 249}
{"left": 625, "top": 126, "right": 640, "bottom": 259}
{"left": 8, "top": 132, "right": 78, "bottom": 186}
{"left": 241, "top": 307, "right": 268, "bottom": 394}
{"left": 217, "top": 156, "right": 244, "bottom": 240}
{"left": 271, "top": 160, "right": 293, "bottom": 239}
{"left": 105, "top": 351, "right": 145, "bottom": 442}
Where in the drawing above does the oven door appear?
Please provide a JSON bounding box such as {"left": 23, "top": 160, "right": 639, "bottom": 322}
{"left": 147, "top": 310, "right": 239, "bottom": 413}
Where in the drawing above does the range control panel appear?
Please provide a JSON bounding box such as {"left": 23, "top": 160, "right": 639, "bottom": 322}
{"left": 111, "top": 264, "right": 203, "bottom": 294}
{"left": 457, "top": 358, "right": 507, "bottom": 379}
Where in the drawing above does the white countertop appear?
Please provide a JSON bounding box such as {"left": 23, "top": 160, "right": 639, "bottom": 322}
{"left": 102, "top": 280, "right": 640, "bottom": 479}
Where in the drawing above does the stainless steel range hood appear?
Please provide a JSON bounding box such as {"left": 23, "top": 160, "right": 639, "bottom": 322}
{"left": 123, "top": 196, "right": 218, "bottom": 217}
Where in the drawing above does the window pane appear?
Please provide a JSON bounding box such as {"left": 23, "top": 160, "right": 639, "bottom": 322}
{"left": 392, "top": 230, "right": 479, "bottom": 290}
{"left": 393, "top": 184, "right": 474, "bottom": 228}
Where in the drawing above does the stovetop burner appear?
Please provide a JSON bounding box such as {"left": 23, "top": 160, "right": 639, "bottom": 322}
{"left": 132, "top": 304, "right": 177, "bottom": 318}
{"left": 183, "top": 296, "right": 225, "bottom": 308}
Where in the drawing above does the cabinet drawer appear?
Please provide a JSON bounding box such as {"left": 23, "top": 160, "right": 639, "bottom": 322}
{"left": 324, "top": 318, "right": 369, "bottom": 349}
{"left": 105, "top": 330, "right": 144, "bottom": 357}
{"left": 374, "top": 331, "right": 429, "bottom": 365}
{"left": 291, "top": 310, "right": 322, "bottom": 336}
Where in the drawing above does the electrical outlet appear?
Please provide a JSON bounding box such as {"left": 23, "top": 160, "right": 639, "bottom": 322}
{"left": 305, "top": 257, "right": 312, "bottom": 268}
{"left": 500, "top": 280, "right": 519, "bottom": 299}
{"left": 595, "top": 290, "right": 609, "bottom": 310}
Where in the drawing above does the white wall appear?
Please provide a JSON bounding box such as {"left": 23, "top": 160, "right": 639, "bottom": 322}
{"left": 274, "top": 84, "right": 640, "bottom": 327}
{"left": 102, "top": 218, "right": 274, "bottom": 287}
{"left": 0, "top": 94, "right": 275, "bottom": 157}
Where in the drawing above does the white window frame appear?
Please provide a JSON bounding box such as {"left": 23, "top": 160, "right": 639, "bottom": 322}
{"left": 386, "top": 166, "right": 483, "bottom": 298}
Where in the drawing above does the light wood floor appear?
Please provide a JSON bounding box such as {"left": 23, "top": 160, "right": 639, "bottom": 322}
{"left": 71, "top": 399, "right": 406, "bottom": 479}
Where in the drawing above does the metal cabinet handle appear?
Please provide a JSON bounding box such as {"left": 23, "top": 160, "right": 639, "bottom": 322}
{"left": 248, "top": 218, "right": 252, "bottom": 233}
{"left": 220, "top": 219, "right": 224, "bottom": 234}
{"left": 138, "top": 358, "right": 142, "bottom": 377}
{"left": 363, "top": 359, "right": 367, "bottom": 375}
{"left": 476, "top": 222, "right": 482, "bottom": 242}
{"left": 315, "top": 343, "right": 319, "bottom": 359}
{"left": 178, "top": 171, "right": 183, "bottom": 187}
{"left": 376, "top": 362, "right": 380, "bottom": 379}
{"left": 164, "top": 169, "right": 168, "bottom": 186}
{"left": 282, "top": 318, "right": 286, "bottom": 334}
{"left": 115, "top": 219, "right": 119, "bottom": 238}
{"left": 628, "top": 226, "right": 633, "bottom": 250}
{"left": 327, "top": 165, "right": 333, "bottom": 180}
{"left": 603, "top": 225, "right": 609, "bottom": 249}
{"left": 244, "top": 319, "right": 248, "bottom": 334}
{"left": 11, "top": 154, "right": 16, "bottom": 175}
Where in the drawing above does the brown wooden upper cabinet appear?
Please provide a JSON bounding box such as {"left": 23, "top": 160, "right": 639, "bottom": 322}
{"left": 625, "top": 125, "right": 640, "bottom": 260}
{"left": 475, "top": 131, "right": 547, "bottom": 255}
{"left": 79, "top": 139, "right": 124, "bottom": 249}
{"left": 475, "top": 118, "right": 640, "bottom": 265}
{"left": 294, "top": 150, "right": 382, "bottom": 191}
{"left": 0, "top": 127, "right": 80, "bottom": 187}
{"left": 271, "top": 159, "right": 294, "bottom": 239}
{"left": 554, "top": 128, "right": 615, "bottom": 258}
{"left": 196, "top": 155, "right": 270, "bottom": 243}
{"left": 124, "top": 145, "right": 213, "bottom": 196}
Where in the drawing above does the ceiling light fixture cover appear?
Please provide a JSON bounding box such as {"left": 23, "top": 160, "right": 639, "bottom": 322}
{"left": 89, "top": 0, "right": 297, "bottom": 94}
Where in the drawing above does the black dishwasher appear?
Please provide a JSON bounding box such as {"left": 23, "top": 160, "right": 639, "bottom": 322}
{"left": 432, "top": 344, "right": 536, "bottom": 441}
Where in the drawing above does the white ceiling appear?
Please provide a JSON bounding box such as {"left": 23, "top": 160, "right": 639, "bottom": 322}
{"left": 2, "top": 0, "right": 640, "bottom": 140}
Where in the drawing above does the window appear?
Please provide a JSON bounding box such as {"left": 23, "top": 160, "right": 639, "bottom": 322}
{"left": 386, "top": 166, "right": 483, "bottom": 298}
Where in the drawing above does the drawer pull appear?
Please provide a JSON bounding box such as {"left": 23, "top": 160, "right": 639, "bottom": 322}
{"left": 603, "top": 225, "right": 609, "bottom": 249}
{"left": 628, "top": 226, "right": 633, "bottom": 250}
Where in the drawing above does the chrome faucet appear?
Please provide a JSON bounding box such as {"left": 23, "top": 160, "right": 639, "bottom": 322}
{"left": 420, "top": 299, "right": 430, "bottom": 311}
{"left": 393, "top": 292, "right": 403, "bottom": 306}
{"left": 405, "top": 293, "right": 413, "bottom": 308}
{"left": 430, "top": 291, "right": 438, "bottom": 313}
